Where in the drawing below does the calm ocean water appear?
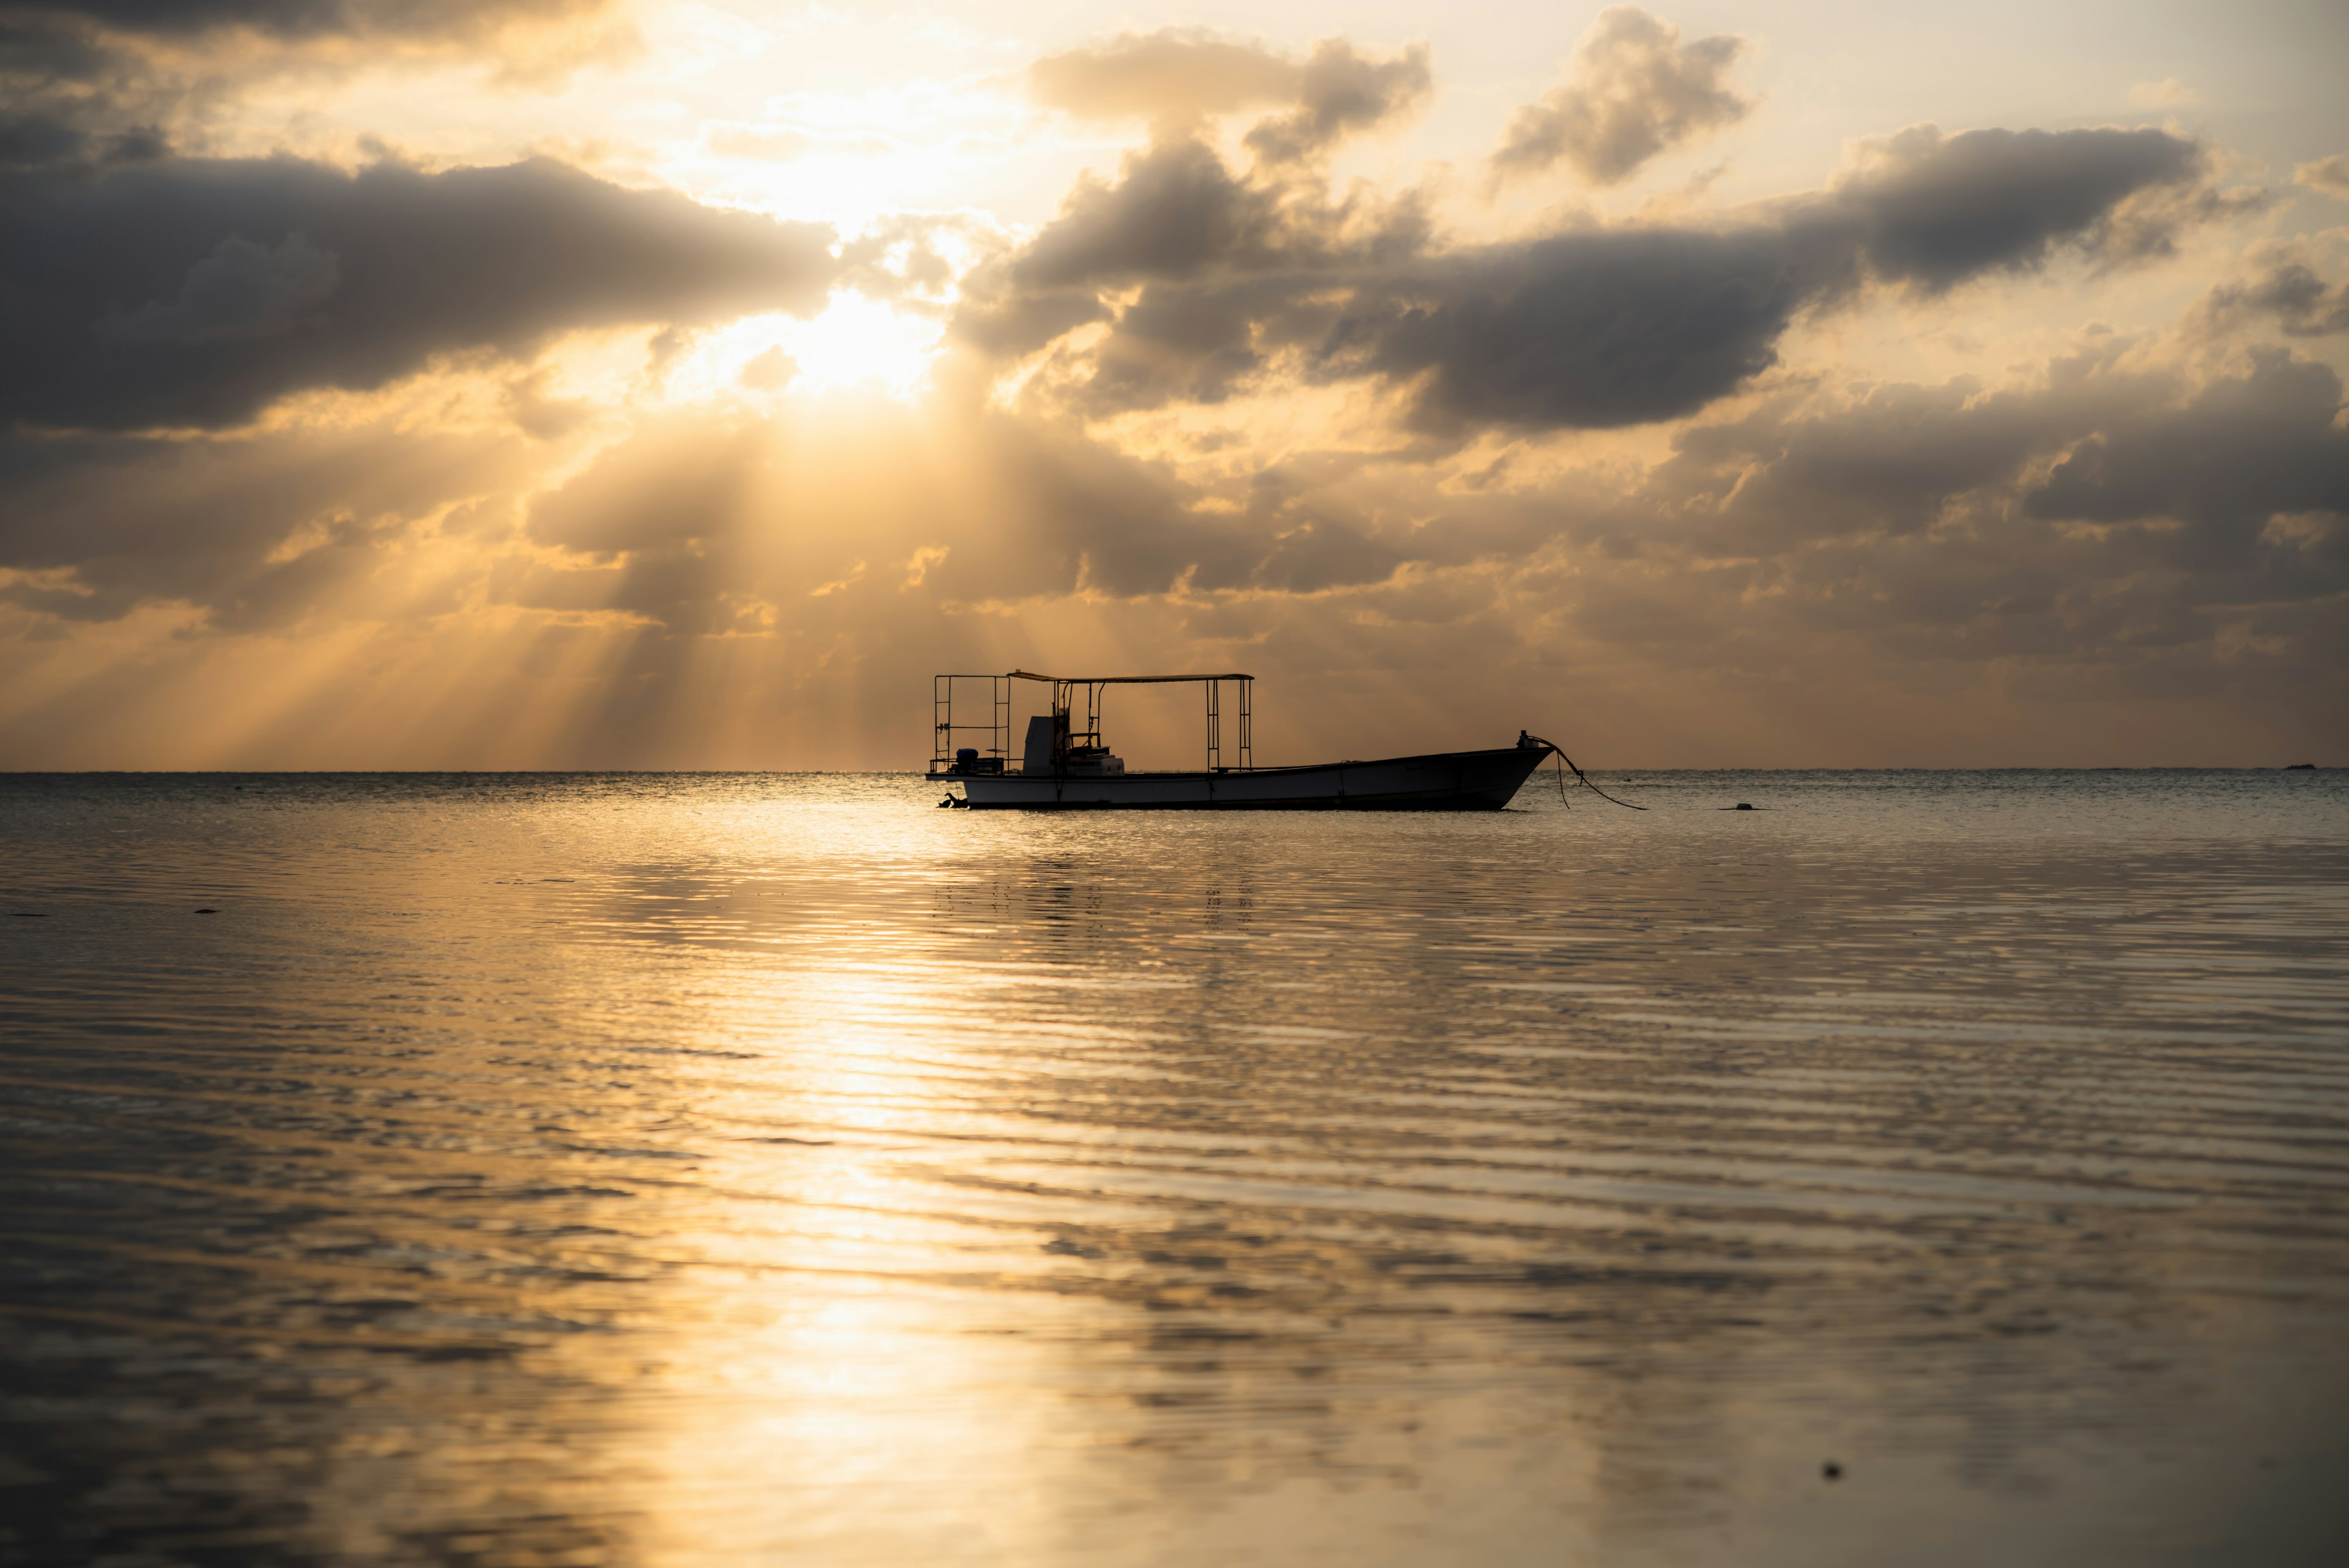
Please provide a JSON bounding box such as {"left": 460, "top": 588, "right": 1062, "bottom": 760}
{"left": 2, "top": 770, "right": 2346, "bottom": 1567}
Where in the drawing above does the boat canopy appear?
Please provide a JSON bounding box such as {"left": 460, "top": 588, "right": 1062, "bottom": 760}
{"left": 1002, "top": 671, "right": 1252, "bottom": 685}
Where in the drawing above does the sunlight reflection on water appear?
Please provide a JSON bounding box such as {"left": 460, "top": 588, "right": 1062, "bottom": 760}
{"left": 2, "top": 771, "right": 2347, "bottom": 1566}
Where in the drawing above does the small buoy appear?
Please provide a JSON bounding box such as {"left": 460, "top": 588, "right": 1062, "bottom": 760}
{"left": 1822, "top": 1460, "right": 1842, "bottom": 1481}
{"left": 194, "top": 908, "right": 218, "bottom": 915}
{"left": 1734, "top": 802, "right": 1754, "bottom": 811}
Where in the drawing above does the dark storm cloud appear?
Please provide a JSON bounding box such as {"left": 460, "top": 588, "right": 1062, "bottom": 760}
{"left": 0, "top": 2, "right": 628, "bottom": 187}
{"left": 955, "top": 133, "right": 1430, "bottom": 366}
{"left": 0, "top": 10, "right": 116, "bottom": 84}
{"left": 1490, "top": 5, "right": 1750, "bottom": 186}
{"left": 0, "top": 418, "right": 515, "bottom": 628}
{"left": 1079, "top": 337, "right": 2342, "bottom": 694}
{"left": 1651, "top": 373, "right": 2115, "bottom": 548}
{"left": 0, "top": 110, "right": 86, "bottom": 166}
{"left": 1323, "top": 223, "right": 1853, "bottom": 431}
{"left": 1010, "top": 138, "right": 1297, "bottom": 290}
{"left": 1241, "top": 40, "right": 1431, "bottom": 167}
{"left": 0, "top": 155, "right": 836, "bottom": 431}
{"left": 1066, "top": 274, "right": 1298, "bottom": 412}
{"left": 967, "top": 121, "right": 2222, "bottom": 432}
{"left": 6, "top": 0, "right": 602, "bottom": 40}
{"left": 2027, "top": 350, "right": 2349, "bottom": 574}
{"left": 1548, "top": 346, "right": 2348, "bottom": 685}
{"left": 954, "top": 138, "right": 1258, "bottom": 361}
{"left": 1830, "top": 125, "right": 2226, "bottom": 290}
{"left": 0, "top": 10, "right": 177, "bottom": 169}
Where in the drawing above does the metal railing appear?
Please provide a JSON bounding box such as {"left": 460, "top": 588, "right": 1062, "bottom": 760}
{"left": 931, "top": 674, "right": 1011, "bottom": 772}
{"left": 930, "top": 671, "right": 1254, "bottom": 774}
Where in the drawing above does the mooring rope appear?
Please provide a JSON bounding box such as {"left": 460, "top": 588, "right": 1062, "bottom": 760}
{"left": 1524, "top": 735, "right": 1647, "bottom": 811}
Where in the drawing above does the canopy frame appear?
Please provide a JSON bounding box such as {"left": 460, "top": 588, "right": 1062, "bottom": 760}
{"left": 932, "top": 671, "right": 1255, "bottom": 773}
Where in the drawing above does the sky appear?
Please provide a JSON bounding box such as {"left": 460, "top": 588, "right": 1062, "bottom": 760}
{"left": 1, "top": 0, "right": 2344, "bottom": 770}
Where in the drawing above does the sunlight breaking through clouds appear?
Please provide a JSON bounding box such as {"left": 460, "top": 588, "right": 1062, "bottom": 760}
{"left": 677, "top": 297, "right": 950, "bottom": 404}
{"left": 0, "top": 1, "right": 2342, "bottom": 768}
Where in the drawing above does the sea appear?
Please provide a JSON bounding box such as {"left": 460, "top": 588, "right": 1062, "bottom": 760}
{"left": 2, "top": 770, "right": 2345, "bottom": 1567}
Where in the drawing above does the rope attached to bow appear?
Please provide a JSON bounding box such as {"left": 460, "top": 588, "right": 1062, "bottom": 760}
{"left": 1523, "top": 734, "right": 1646, "bottom": 811}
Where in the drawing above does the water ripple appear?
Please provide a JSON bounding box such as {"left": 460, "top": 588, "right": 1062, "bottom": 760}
{"left": 2, "top": 770, "right": 2346, "bottom": 1566}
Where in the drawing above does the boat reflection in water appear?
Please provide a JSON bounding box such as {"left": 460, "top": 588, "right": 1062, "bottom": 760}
{"left": 928, "top": 669, "right": 1554, "bottom": 809}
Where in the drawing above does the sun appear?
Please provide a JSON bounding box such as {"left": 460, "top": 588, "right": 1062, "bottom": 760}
{"left": 674, "top": 295, "right": 945, "bottom": 406}
{"left": 769, "top": 293, "right": 946, "bottom": 399}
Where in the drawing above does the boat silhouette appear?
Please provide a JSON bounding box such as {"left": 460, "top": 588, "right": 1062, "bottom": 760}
{"left": 927, "top": 671, "right": 1554, "bottom": 810}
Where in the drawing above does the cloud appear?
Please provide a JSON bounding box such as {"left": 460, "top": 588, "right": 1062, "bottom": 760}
{"left": 2027, "top": 349, "right": 2349, "bottom": 572}
{"left": 0, "top": 414, "right": 518, "bottom": 630}
{"left": 1026, "top": 29, "right": 1301, "bottom": 124}
{"left": 2298, "top": 154, "right": 2349, "bottom": 201}
{"left": 1325, "top": 224, "right": 1847, "bottom": 432}
{"left": 1241, "top": 40, "right": 1431, "bottom": 167}
{"left": 1491, "top": 6, "right": 1750, "bottom": 186}
{"left": 2, "top": 26, "right": 2333, "bottom": 771}
{"left": 955, "top": 131, "right": 1429, "bottom": 367}
{"left": 0, "top": 12, "right": 187, "bottom": 171}
{"left": 513, "top": 401, "right": 1244, "bottom": 612}
{"left": 0, "top": 12, "right": 114, "bottom": 78}
{"left": 1830, "top": 124, "right": 2229, "bottom": 290}
{"left": 2199, "top": 239, "right": 2349, "bottom": 337}
{"left": 965, "top": 122, "right": 2224, "bottom": 432}
{"left": 0, "top": 155, "right": 836, "bottom": 431}
{"left": 10, "top": 0, "right": 607, "bottom": 42}
{"left": 1027, "top": 29, "right": 1430, "bottom": 164}
{"left": 0, "top": 2, "right": 634, "bottom": 176}
{"left": 954, "top": 133, "right": 1436, "bottom": 409}
{"left": 4, "top": 330, "right": 2340, "bottom": 766}
{"left": 528, "top": 419, "right": 762, "bottom": 560}
{"left": 1652, "top": 375, "right": 2112, "bottom": 549}
{"left": 0, "top": 111, "right": 89, "bottom": 168}
{"left": 1008, "top": 138, "right": 1301, "bottom": 290}
{"left": 98, "top": 232, "right": 340, "bottom": 346}
{"left": 1508, "top": 348, "right": 2345, "bottom": 694}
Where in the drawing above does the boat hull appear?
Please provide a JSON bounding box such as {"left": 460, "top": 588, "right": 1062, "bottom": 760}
{"left": 929, "top": 745, "right": 1549, "bottom": 810}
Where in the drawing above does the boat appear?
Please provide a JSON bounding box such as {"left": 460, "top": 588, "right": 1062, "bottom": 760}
{"left": 926, "top": 670, "right": 1557, "bottom": 810}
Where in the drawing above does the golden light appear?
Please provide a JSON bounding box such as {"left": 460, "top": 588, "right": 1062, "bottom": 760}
{"left": 767, "top": 293, "right": 948, "bottom": 400}
{"left": 670, "top": 297, "right": 947, "bottom": 405}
